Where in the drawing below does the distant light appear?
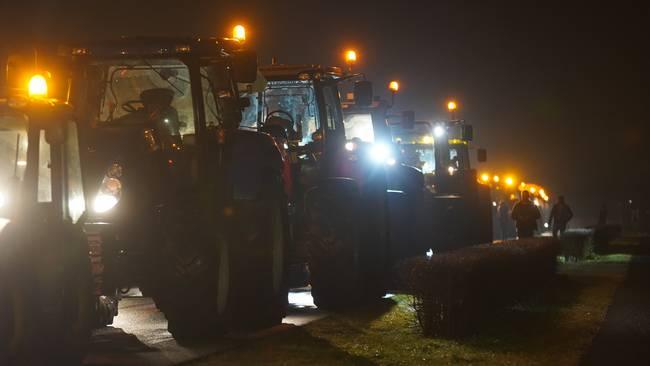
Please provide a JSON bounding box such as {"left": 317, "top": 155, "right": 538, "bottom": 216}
{"left": 447, "top": 101, "right": 457, "bottom": 112}
{"left": 421, "top": 135, "right": 433, "bottom": 144}
{"left": 433, "top": 125, "right": 445, "bottom": 138}
{"left": 505, "top": 176, "right": 514, "bottom": 186}
{"left": 426, "top": 249, "right": 434, "bottom": 258}
{"left": 544, "top": 222, "right": 549, "bottom": 228}
{"left": 232, "top": 25, "right": 246, "bottom": 41}
{"left": 28, "top": 74, "right": 48, "bottom": 97}
{"left": 493, "top": 175, "right": 500, "bottom": 183}
{"left": 345, "top": 49, "right": 357, "bottom": 63}
{"left": 389, "top": 80, "right": 400, "bottom": 93}
{"left": 345, "top": 141, "right": 355, "bottom": 151}
{"left": 628, "top": 200, "right": 633, "bottom": 204}
{"left": 447, "top": 166, "right": 455, "bottom": 175}
{"left": 529, "top": 187, "right": 536, "bottom": 194}
{"left": 492, "top": 201, "right": 497, "bottom": 207}
{"left": 534, "top": 198, "right": 540, "bottom": 207}
{"left": 480, "top": 173, "right": 490, "bottom": 182}
{"left": 16, "top": 160, "right": 27, "bottom": 167}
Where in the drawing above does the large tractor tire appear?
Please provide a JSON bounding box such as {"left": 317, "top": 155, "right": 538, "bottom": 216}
{"left": 157, "top": 189, "right": 289, "bottom": 342}
{"left": 0, "top": 274, "right": 35, "bottom": 366}
{"left": 0, "top": 222, "right": 94, "bottom": 366}
{"left": 307, "top": 179, "right": 390, "bottom": 310}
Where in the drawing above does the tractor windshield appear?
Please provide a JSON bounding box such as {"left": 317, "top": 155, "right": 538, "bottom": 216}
{"left": 344, "top": 113, "right": 375, "bottom": 143}
{"left": 0, "top": 114, "right": 28, "bottom": 219}
{"left": 391, "top": 123, "right": 436, "bottom": 174}
{"left": 241, "top": 80, "right": 319, "bottom": 146}
{"left": 89, "top": 58, "right": 195, "bottom": 138}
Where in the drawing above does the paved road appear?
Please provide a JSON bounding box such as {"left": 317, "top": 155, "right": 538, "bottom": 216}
{"left": 84, "top": 289, "right": 326, "bottom": 366}
{"left": 581, "top": 257, "right": 650, "bottom": 366}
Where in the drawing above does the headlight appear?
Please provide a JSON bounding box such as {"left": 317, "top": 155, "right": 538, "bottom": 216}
{"left": 93, "top": 166, "right": 123, "bottom": 213}
{"left": 94, "top": 193, "right": 119, "bottom": 213}
{"left": 370, "top": 143, "right": 390, "bottom": 162}
{"left": 369, "top": 143, "right": 396, "bottom": 166}
{"left": 434, "top": 125, "right": 446, "bottom": 138}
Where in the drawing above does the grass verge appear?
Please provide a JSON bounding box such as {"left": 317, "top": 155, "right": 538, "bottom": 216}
{"left": 188, "top": 260, "right": 626, "bottom": 366}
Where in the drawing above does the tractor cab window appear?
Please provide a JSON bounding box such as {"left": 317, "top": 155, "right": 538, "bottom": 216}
{"left": 344, "top": 113, "right": 375, "bottom": 143}
{"left": 200, "top": 63, "right": 236, "bottom": 129}
{"left": 390, "top": 123, "right": 436, "bottom": 174}
{"left": 257, "top": 80, "right": 319, "bottom": 146}
{"left": 448, "top": 143, "right": 470, "bottom": 170}
{"left": 0, "top": 115, "right": 28, "bottom": 217}
{"left": 90, "top": 58, "right": 196, "bottom": 144}
{"left": 321, "top": 84, "right": 343, "bottom": 133}
{"left": 37, "top": 130, "right": 52, "bottom": 203}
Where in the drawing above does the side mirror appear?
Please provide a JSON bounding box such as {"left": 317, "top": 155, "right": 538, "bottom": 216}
{"left": 231, "top": 49, "right": 258, "bottom": 83}
{"left": 461, "top": 125, "right": 473, "bottom": 141}
{"left": 401, "top": 110, "right": 415, "bottom": 129}
{"left": 477, "top": 148, "right": 487, "bottom": 163}
{"left": 353, "top": 80, "right": 373, "bottom": 107}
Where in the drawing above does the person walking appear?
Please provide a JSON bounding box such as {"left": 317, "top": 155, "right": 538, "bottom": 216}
{"left": 497, "top": 200, "right": 511, "bottom": 240}
{"left": 511, "top": 191, "right": 541, "bottom": 238}
{"left": 548, "top": 195, "right": 574, "bottom": 237}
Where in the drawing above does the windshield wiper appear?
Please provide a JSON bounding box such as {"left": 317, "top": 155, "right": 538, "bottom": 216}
{"left": 142, "top": 59, "right": 184, "bottom": 96}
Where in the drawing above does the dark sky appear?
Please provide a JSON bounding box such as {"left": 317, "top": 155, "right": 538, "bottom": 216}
{"left": 2, "top": 1, "right": 648, "bottom": 223}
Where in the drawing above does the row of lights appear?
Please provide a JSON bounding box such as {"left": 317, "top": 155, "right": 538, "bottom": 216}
{"left": 233, "top": 26, "right": 460, "bottom": 114}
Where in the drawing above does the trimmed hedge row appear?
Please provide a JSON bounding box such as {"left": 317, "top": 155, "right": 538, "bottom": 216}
{"left": 402, "top": 238, "right": 560, "bottom": 338}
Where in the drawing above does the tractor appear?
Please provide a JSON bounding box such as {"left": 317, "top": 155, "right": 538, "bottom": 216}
{"left": 1, "top": 36, "right": 290, "bottom": 361}
{"left": 240, "top": 64, "right": 391, "bottom": 309}
{"left": 390, "top": 116, "right": 493, "bottom": 250}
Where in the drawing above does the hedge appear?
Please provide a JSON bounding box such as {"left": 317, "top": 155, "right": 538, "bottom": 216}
{"left": 402, "top": 238, "right": 560, "bottom": 338}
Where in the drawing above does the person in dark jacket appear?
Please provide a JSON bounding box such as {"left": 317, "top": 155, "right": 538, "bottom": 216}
{"left": 548, "top": 195, "right": 574, "bottom": 237}
{"left": 511, "top": 191, "right": 541, "bottom": 238}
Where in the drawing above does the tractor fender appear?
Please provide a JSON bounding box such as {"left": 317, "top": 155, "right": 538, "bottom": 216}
{"left": 304, "top": 177, "right": 360, "bottom": 210}
{"left": 228, "top": 129, "right": 284, "bottom": 200}
{"left": 387, "top": 164, "right": 424, "bottom": 194}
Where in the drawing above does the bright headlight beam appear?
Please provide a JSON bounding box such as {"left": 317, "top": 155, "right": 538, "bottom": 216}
{"left": 93, "top": 193, "right": 118, "bottom": 213}
{"left": 433, "top": 125, "right": 445, "bottom": 138}
{"left": 370, "top": 143, "right": 390, "bottom": 163}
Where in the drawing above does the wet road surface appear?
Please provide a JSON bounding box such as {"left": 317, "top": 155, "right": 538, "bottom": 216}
{"left": 84, "top": 289, "right": 325, "bottom": 366}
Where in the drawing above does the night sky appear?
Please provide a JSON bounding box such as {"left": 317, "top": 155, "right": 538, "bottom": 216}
{"left": 2, "top": 1, "right": 648, "bottom": 224}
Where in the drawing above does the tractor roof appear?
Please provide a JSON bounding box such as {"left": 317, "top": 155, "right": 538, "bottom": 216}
{"left": 260, "top": 64, "right": 343, "bottom": 81}
{"left": 62, "top": 36, "right": 244, "bottom": 58}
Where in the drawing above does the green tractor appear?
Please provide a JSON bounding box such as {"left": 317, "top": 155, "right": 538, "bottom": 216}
{"left": 240, "top": 64, "right": 391, "bottom": 309}
{"left": 390, "top": 116, "right": 493, "bottom": 250}
{"left": 1, "top": 36, "right": 290, "bottom": 362}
